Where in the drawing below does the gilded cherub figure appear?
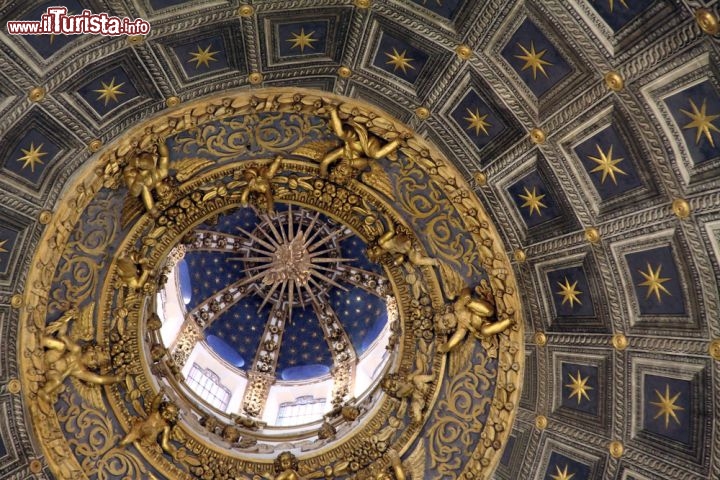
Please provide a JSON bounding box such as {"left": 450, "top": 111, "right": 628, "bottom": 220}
{"left": 367, "top": 224, "right": 438, "bottom": 267}
{"left": 119, "top": 390, "right": 181, "bottom": 460}
{"left": 436, "top": 266, "right": 514, "bottom": 375}
{"left": 319, "top": 105, "right": 402, "bottom": 178}
{"left": 122, "top": 138, "right": 170, "bottom": 216}
{"left": 381, "top": 343, "right": 434, "bottom": 424}
{"left": 116, "top": 250, "right": 151, "bottom": 291}
{"left": 436, "top": 282, "right": 513, "bottom": 354}
{"left": 258, "top": 451, "right": 302, "bottom": 480}
{"left": 237, "top": 155, "right": 283, "bottom": 213}
{"left": 374, "top": 449, "right": 407, "bottom": 480}
{"left": 38, "top": 304, "right": 122, "bottom": 412}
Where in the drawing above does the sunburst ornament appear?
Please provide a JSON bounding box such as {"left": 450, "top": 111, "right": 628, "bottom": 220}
{"left": 385, "top": 48, "right": 415, "bottom": 74}
{"left": 550, "top": 464, "right": 575, "bottom": 480}
{"left": 0, "top": 239, "right": 8, "bottom": 254}
{"left": 651, "top": 384, "right": 685, "bottom": 429}
{"left": 188, "top": 44, "right": 220, "bottom": 69}
{"left": 556, "top": 277, "right": 582, "bottom": 308}
{"left": 464, "top": 108, "right": 491, "bottom": 136}
{"left": 93, "top": 77, "right": 125, "bottom": 106}
{"left": 518, "top": 186, "right": 547, "bottom": 216}
{"left": 565, "top": 370, "right": 593, "bottom": 404}
{"left": 680, "top": 98, "right": 720, "bottom": 147}
{"left": 515, "top": 41, "right": 552, "bottom": 80}
{"left": 588, "top": 144, "right": 627, "bottom": 185}
{"left": 287, "top": 28, "right": 317, "bottom": 53}
{"left": 230, "top": 205, "right": 354, "bottom": 322}
{"left": 637, "top": 263, "right": 671, "bottom": 302}
{"left": 17, "top": 142, "right": 47, "bottom": 172}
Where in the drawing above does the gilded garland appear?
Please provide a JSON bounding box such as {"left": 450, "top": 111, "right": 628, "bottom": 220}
{"left": 19, "top": 89, "right": 523, "bottom": 480}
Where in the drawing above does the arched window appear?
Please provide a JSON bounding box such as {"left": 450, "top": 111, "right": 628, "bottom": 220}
{"left": 186, "top": 363, "right": 231, "bottom": 411}
{"left": 276, "top": 395, "right": 327, "bottom": 426}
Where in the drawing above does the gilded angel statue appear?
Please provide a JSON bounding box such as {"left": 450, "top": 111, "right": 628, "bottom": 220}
{"left": 367, "top": 223, "right": 438, "bottom": 267}
{"left": 236, "top": 155, "right": 283, "bottom": 213}
{"left": 116, "top": 250, "right": 152, "bottom": 291}
{"left": 319, "top": 105, "right": 402, "bottom": 178}
{"left": 38, "top": 303, "right": 121, "bottom": 411}
{"left": 381, "top": 341, "right": 434, "bottom": 424}
{"left": 122, "top": 138, "right": 170, "bottom": 216}
{"left": 120, "top": 390, "right": 182, "bottom": 460}
{"left": 436, "top": 264, "right": 514, "bottom": 374}
{"left": 373, "top": 449, "right": 407, "bottom": 480}
{"left": 254, "top": 451, "right": 304, "bottom": 480}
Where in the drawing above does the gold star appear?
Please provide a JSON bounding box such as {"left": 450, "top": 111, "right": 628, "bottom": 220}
{"left": 651, "top": 384, "right": 684, "bottom": 429}
{"left": 0, "top": 239, "right": 8, "bottom": 254}
{"left": 518, "top": 186, "right": 547, "bottom": 216}
{"left": 17, "top": 142, "right": 47, "bottom": 172}
{"left": 464, "top": 108, "right": 491, "bottom": 136}
{"left": 680, "top": 98, "right": 720, "bottom": 147}
{"left": 514, "top": 41, "right": 552, "bottom": 80}
{"left": 608, "top": 0, "right": 628, "bottom": 13}
{"left": 93, "top": 77, "right": 125, "bottom": 106}
{"left": 188, "top": 44, "right": 219, "bottom": 69}
{"left": 287, "top": 28, "right": 317, "bottom": 53}
{"left": 385, "top": 47, "right": 415, "bottom": 74}
{"left": 550, "top": 464, "right": 575, "bottom": 480}
{"left": 557, "top": 277, "right": 582, "bottom": 308}
{"left": 588, "top": 144, "right": 627, "bottom": 185}
{"left": 565, "top": 370, "right": 592, "bottom": 404}
{"left": 637, "top": 263, "right": 671, "bottom": 302}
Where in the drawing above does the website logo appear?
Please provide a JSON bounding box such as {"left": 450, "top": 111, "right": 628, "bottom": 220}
{"left": 7, "top": 7, "right": 150, "bottom": 37}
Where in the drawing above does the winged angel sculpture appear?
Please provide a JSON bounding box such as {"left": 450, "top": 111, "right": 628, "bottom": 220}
{"left": 436, "top": 264, "right": 514, "bottom": 375}
{"left": 292, "top": 105, "right": 406, "bottom": 198}
{"left": 38, "top": 303, "right": 122, "bottom": 412}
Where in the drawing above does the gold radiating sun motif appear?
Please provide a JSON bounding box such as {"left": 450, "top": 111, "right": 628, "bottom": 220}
{"left": 17, "top": 142, "right": 47, "bottom": 172}
{"left": 518, "top": 186, "right": 547, "bottom": 216}
{"left": 651, "top": 384, "right": 684, "bottom": 429}
{"left": 565, "top": 370, "right": 592, "bottom": 404}
{"left": 188, "top": 44, "right": 220, "bottom": 69}
{"left": 637, "top": 263, "right": 671, "bottom": 302}
{"left": 94, "top": 77, "right": 125, "bottom": 106}
{"left": 287, "top": 28, "right": 317, "bottom": 52}
{"left": 385, "top": 47, "right": 415, "bottom": 74}
{"left": 515, "top": 41, "right": 552, "bottom": 80}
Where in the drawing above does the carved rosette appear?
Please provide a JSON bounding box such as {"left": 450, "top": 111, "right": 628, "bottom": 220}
{"left": 18, "top": 89, "right": 523, "bottom": 480}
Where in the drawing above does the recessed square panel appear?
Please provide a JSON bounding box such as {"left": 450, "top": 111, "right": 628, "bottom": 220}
{"left": 664, "top": 80, "right": 720, "bottom": 166}
{"left": 500, "top": 434, "right": 516, "bottom": 467}
{"left": 372, "top": 32, "right": 428, "bottom": 84}
{"left": 77, "top": 67, "right": 140, "bottom": 116}
{"left": 589, "top": 0, "right": 656, "bottom": 31}
{"left": 643, "top": 374, "right": 692, "bottom": 445}
{"left": 149, "top": 0, "right": 194, "bottom": 9}
{"left": 547, "top": 266, "right": 594, "bottom": 317}
{"left": 2, "top": 127, "right": 61, "bottom": 184}
{"left": 544, "top": 452, "right": 592, "bottom": 480}
{"left": 0, "top": 226, "right": 19, "bottom": 276}
{"left": 450, "top": 89, "right": 508, "bottom": 151}
{"left": 560, "top": 363, "right": 599, "bottom": 415}
{"left": 573, "top": 125, "right": 642, "bottom": 200}
{"left": 277, "top": 21, "right": 329, "bottom": 58}
{"left": 507, "top": 171, "right": 562, "bottom": 228}
{"left": 625, "top": 246, "right": 685, "bottom": 316}
{"left": 19, "top": 0, "right": 84, "bottom": 58}
{"left": 500, "top": 19, "right": 572, "bottom": 98}
{"left": 409, "top": 0, "right": 465, "bottom": 19}
{"left": 173, "top": 36, "right": 230, "bottom": 78}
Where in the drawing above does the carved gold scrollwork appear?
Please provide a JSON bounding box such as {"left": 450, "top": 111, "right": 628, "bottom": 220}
{"left": 20, "top": 89, "right": 523, "bottom": 480}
